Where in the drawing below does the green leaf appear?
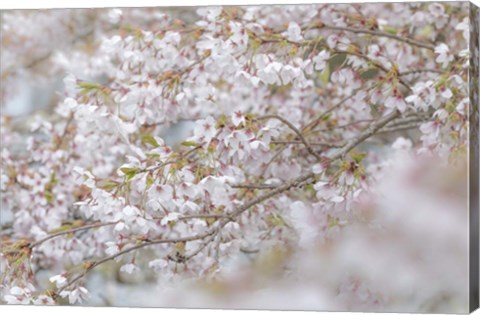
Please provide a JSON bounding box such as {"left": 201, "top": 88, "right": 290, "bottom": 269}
{"left": 319, "top": 64, "right": 330, "bottom": 85}
{"left": 248, "top": 37, "right": 262, "bottom": 51}
{"left": 78, "top": 82, "right": 101, "bottom": 89}
{"left": 180, "top": 141, "right": 200, "bottom": 147}
{"left": 360, "top": 68, "right": 379, "bottom": 80}
{"left": 215, "top": 114, "right": 228, "bottom": 129}
{"left": 126, "top": 173, "right": 137, "bottom": 181}
{"left": 120, "top": 167, "right": 140, "bottom": 181}
{"left": 304, "top": 183, "right": 315, "bottom": 192}
{"left": 267, "top": 213, "right": 287, "bottom": 227}
{"left": 48, "top": 224, "right": 73, "bottom": 234}
{"left": 382, "top": 26, "right": 398, "bottom": 35}
{"left": 50, "top": 172, "right": 58, "bottom": 185}
{"left": 98, "top": 179, "right": 119, "bottom": 191}
{"left": 350, "top": 152, "right": 367, "bottom": 164}
{"left": 419, "top": 25, "right": 433, "bottom": 38}
{"left": 142, "top": 135, "right": 160, "bottom": 147}
{"left": 78, "top": 82, "right": 101, "bottom": 95}
{"left": 321, "top": 113, "right": 332, "bottom": 121}
{"left": 120, "top": 167, "right": 138, "bottom": 174}
{"left": 328, "top": 216, "right": 340, "bottom": 228}
{"left": 329, "top": 53, "right": 346, "bottom": 72}
{"left": 44, "top": 190, "right": 54, "bottom": 205}
{"left": 146, "top": 173, "right": 154, "bottom": 188}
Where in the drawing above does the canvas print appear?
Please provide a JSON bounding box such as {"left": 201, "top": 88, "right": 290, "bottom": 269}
{"left": 0, "top": 1, "right": 479, "bottom": 313}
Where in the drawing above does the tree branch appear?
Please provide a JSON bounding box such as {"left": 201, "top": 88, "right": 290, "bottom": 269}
{"left": 29, "top": 221, "right": 118, "bottom": 249}
{"left": 318, "top": 24, "right": 435, "bottom": 50}
{"left": 229, "top": 183, "right": 280, "bottom": 190}
{"left": 256, "top": 114, "right": 322, "bottom": 161}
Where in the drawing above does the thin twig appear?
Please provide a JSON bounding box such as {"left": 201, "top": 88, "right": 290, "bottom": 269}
{"left": 303, "top": 90, "right": 361, "bottom": 133}
{"left": 399, "top": 69, "right": 446, "bottom": 76}
{"left": 229, "top": 183, "right": 279, "bottom": 190}
{"left": 54, "top": 228, "right": 217, "bottom": 296}
{"left": 177, "top": 214, "right": 233, "bottom": 221}
{"left": 377, "top": 122, "right": 423, "bottom": 134}
{"left": 260, "top": 145, "right": 288, "bottom": 178}
{"left": 256, "top": 114, "right": 322, "bottom": 161}
{"left": 270, "top": 140, "right": 343, "bottom": 148}
{"left": 53, "top": 112, "right": 74, "bottom": 150}
{"left": 330, "top": 110, "right": 400, "bottom": 159}
{"left": 29, "top": 221, "right": 118, "bottom": 249}
{"left": 334, "top": 49, "right": 413, "bottom": 92}
{"left": 318, "top": 24, "right": 435, "bottom": 50}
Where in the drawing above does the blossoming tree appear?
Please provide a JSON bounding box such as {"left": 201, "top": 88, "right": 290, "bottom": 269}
{"left": 0, "top": 2, "right": 477, "bottom": 312}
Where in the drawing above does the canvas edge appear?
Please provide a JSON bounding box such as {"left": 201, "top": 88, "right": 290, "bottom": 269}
{"left": 469, "top": 1, "right": 480, "bottom": 313}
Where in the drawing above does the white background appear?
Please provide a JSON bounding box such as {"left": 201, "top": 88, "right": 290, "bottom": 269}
{"left": 1, "top": 0, "right": 479, "bottom": 315}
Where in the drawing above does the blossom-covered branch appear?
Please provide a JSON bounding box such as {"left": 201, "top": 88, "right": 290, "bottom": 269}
{"left": 0, "top": 3, "right": 471, "bottom": 311}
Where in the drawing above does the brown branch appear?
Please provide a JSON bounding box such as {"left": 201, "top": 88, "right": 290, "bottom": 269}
{"left": 319, "top": 24, "right": 435, "bottom": 50}
{"left": 177, "top": 214, "right": 233, "bottom": 221}
{"left": 54, "top": 228, "right": 217, "bottom": 296}
{"left": 309, "top": 119, "right": 374, "bottom": 134}
{"left": 228, "top": 112, "right": 402, "bottom": 217}
{"left": 330, "top": 110, "right": 401, "bottom": 159}
{"left": 302, "top": 89, "right": 362, "bottom": 134}
{"left": 137, "top": 139, "right": 207, "bottom": 175}
{"left": 229, "top": 183, "right": 279, "bottom": 190}
{"left": 377, "top": 122, "right": 423, "bottom": 134}
{"left": 256, "top": 114, "right": 322, "bottom": 161}
{"left": 309, "top": 112, "right": 427, "bottom": 135}
{"left": 386, "top": 115, "right": 428, "bottom": 128}
{"left": 334, "top": 49, "right": 413, "bottom": 92}
{"left": 53, "top": 112, "right": 74, "bottom": 150}
{"left": 270, "top": 140, "right": 343, "bottom": 148}
{"left": 184, "top": 231, "right": 220, "bottom": 261}
{"left": 29, "top": 221, "right": 118, "bottom": 249}
{"left": 259, "top": 145, "right": 288, "bottom": 178}
{"left": 399, "top": 68, "right": 446, "bottom": 76}
{"left": 1, "top": 222, "right": 13, "bottom": 231}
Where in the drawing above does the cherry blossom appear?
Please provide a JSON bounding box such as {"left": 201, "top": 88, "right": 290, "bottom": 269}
{"left": 385, "top": 94, "right": 407, "bottom": 113}
{"left": 435, "top": 43, "right": 454, "bottom": 68}
{"left": 284, "top": 22, "right": 303, "bottom": 43}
